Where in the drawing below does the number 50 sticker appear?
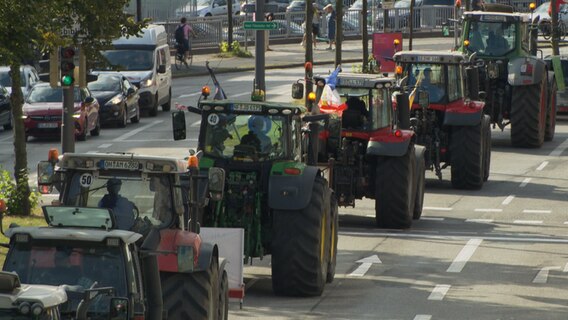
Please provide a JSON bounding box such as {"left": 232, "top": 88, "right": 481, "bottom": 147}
{"left": 80, "top": 173, "right": 94, "bottom": 187}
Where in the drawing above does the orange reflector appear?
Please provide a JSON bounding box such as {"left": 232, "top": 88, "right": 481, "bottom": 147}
{"left": 0, "top": 199, "right": 6, "bottom": 213}
{"left": 187, "top": 155, "right": 199, "bottom": 168}
{"left": 394, "top": 130, "right": 403, "bottom": 137}
{"left": 40, "top": 186, "right": 50, "bottom": 194}
{"left": 395, "top": 66, "right": 403, "bottom": 75}
{"left": 308, "top": 92, "right": 316, "bottom": 102}
{"left": 284, "top": 167, "right": 301, "bottom": 175}
{"left": 393, "top": 39, "right": 400, "bottom": 46}
{"left": 464, "top": 40, "right": 470, "bottom": 47}
{"left": 201, "top": 86, "right": 211, "bottom": 97}
{"left": 305, "top": 61, "right": 313, "bottom": 72}
{"left": 529, "top": 2, "right": 535, "bottom": 10}
{"left": 48, "top": 148, "right": 59, "bottom": 162}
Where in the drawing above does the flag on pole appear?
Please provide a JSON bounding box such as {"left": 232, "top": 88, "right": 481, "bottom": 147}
{"left": 206, "top": 61, "right": 227, "bottom": 100}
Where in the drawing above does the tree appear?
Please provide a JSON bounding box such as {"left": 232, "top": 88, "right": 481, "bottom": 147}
{"left": 0, "top": 0, "right": 147, "bottom": 215}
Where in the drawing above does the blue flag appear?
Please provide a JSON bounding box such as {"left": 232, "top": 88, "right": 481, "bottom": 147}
{"left": 326, "top": 65, "right": 341, "bottom": 91}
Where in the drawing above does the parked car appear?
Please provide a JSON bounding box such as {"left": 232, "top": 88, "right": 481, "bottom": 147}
{"left": 23, "top": 83, "right": 100, "bottom": 141}
{"left": 544, "top": 55, "right": 568, "bottom": 114}
{"left": 0, "top": 85, "right": 11, "bottom": 131}
{"left": 0, "top": 65, "right": 41, "bottom": 97}
{"left": 178, "top": 0, "right": 241, "bottom": 17}
{"left": 87, "top": 74, "right": 140, "bottom": 127}
{"left": 241, "top": 0, "right": 291, "bottom": 13}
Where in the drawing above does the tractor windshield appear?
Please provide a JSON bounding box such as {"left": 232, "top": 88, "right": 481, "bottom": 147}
{"left": 466, "top": 20, "right": 516, "bottom": 56}
{"left": 406, "top": 64, "right": 447, "bottom": 103}
{"left": 331, "top": 87, "right": 392, "bottom": 130}
{"left": 202, "top": 112, "right": 288, "bottom": 161}
{"left": 60, "top": 173, "right": 183, "bottom": 230}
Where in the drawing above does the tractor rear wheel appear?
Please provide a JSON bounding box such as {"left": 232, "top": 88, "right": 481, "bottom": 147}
{"left": 510, "top": 76, "right": 547, "bottom": 148}
{"left": 160, "top": 259, "right": 219, "bottom": 320}
{"left": 450, "top": 122, "right": 484, "bottom": 190}
{"left": 413, "top": 146, "right": 426, "bottom": 220}
{"left": 326, "top": 193, "right": 338, "bottom": 283}
{"left": 545, "top": 79, "right": 557, "bottom": 141}
{"left": 375, "top": 144, "right": 415, "bottom": 229}
{"left": 218, "top": 270, "right": 229, "bottom": 320}
{"left": 272, "top": 176, "right": 329, "bottom": 296}
{"left": 482, "top": 115, "right": 492, "bottom": 182}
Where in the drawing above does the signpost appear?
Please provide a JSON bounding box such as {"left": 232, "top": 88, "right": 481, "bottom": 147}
{"left": 243, "top": 21, "right": 278, "bottom": 30}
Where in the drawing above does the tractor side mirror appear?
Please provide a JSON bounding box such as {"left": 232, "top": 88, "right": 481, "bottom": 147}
{"left": 109, "top": 297, "right": 129, "bottom": 320}
{"left": 37, "top": 161, "right": 55, "bottom": 194}
{"left": 172, "top": 111, "right": 187, "bottom": 141}
{"left": 292, "top": 81, "right": 304, "bottom": 99}
{"left": 208, "top": 167, "right": 226, "bottom": 201}
{"left": 466, "top": 66, "right": 480, "bottom": 100}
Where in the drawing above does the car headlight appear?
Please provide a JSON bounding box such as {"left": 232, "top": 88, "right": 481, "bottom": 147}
{"left": 21, "top": 115, "right": 28, "bottom": 120}
{"left": 73, "top": 114, "right": 81, "bottom": 119}
{"left": 107, "top": 94, "right": 123, "bottom": 105}
{"left": 140, "top": 77, "right": 153, "bottom": 88}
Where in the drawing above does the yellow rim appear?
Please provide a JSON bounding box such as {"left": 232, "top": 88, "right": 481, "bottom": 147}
{"left": 320, "top": 212, "right": 327, "bottom": 264}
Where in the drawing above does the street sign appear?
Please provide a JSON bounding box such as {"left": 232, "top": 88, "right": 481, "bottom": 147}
{"left": 243, "top": 21, "right": 278, "bottom": 30}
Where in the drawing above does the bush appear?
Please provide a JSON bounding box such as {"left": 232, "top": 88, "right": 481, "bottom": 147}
{"left": 218, "top": 40, "right": 253, "bottom": 58}
{"left": 0, "top": 166, "right": 39, "bottom": 216}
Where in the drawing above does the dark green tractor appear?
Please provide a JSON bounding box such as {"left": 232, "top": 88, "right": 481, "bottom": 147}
{"left": 172, "top": 100, "right": 338, "bottom": 297}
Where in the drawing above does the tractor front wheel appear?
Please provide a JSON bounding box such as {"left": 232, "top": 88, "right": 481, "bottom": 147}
{"left": 450, "top": 121, "right": 484, "bottom": 190}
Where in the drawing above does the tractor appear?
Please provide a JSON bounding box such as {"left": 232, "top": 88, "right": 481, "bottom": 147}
{"left": 457, "top": 6, "right": 557, "bottom": 147}
{"left": 304, "top": 71, "right": 426, "bottom": 229}
{"left": 4, "top": 151, "right": 230, "bottom": 320}
{"left": 172, "top": 99, "right": 338, "bottom": 297}
{"left": 393, "top": 50, "right": 492, "bottom": 189}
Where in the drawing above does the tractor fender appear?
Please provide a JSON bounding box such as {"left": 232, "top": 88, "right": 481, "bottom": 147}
{"left": 367, "top": 130, "right": 414, "bottom": 157}
{"left": 443, "top": 100, "right": 484, "bottom": 126}
{"left": 507, "top": 57, "right": 547, "bottom": 86}
{"left": 157, "top": 229, "right": 202, "bottom": 273}
{"left": 197, "top": 242, "right": 219, "bottom": 272}
{"left": 268, "top": 166, "right": 319, "bottom": 210}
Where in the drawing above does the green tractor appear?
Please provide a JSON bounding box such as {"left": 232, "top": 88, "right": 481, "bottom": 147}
{"left": 457, "top": 6, "right": 557, "bottom": 147}
{"left": 172, "top": 99, "right": 338, "bottom": 297}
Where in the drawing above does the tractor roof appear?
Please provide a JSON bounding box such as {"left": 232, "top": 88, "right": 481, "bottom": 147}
{"left": 6, "top": 226, "right": 142, "bottom": 244}
{"left": 56, "top": 152, "right": 189, "bottom": 174}
{"left": 0, "top": 272, "right": 67, "bottom": 309}
{"left": 393, "top": 50, "right": 469, "bottom": 64}
{"left": 462, "top": 10, "right": 530, "bottom": 22}
{"left": 313, "top": 72, "right": 397, "bottom": 89}
{"left": 199, "top": 99, "right": 306, "bottom": 115}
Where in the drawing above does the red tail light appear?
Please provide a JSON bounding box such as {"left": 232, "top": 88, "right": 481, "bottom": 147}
{"left": 284, "top": 168, "right": 301, "bottom": 175}
{"left": 394, "top": 130, "right": 402, "bottom": 137}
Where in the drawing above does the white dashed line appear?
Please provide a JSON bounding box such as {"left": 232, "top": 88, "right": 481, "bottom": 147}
{"left": 466, "top": 219, "right": 494, "bottom": 223}
{"left": 564, "top": 263, "right": 568, "bottom": 272}
{"left": 178, "top": 92, "right": 203, "bottom": 98}
{"left": 190, "top": 120, "right": 201, "bottom": 127}
{"left": 424, "top": 207, "right": 453, "bottom": 211}
{"left": 447, "top": 238, "right": 483, "bottom": 273}
{"left": 113, "top": 120, "right": 163, "bottom": 141}
{"left": 413, "top": 315, "right": 432, "bottom": 320}
{"left": 0, "top": 135, "right": 12, "bottom": 142}
{"left": 428, "top": 285, "right": 451, "bottom": 300}
{"left": 98, "top": 143, "right": 112, "bottom": 149}
{"left": 533, "top": 266, "right": 561, "bottom": 284}
{"left": 232, "top": 92, "right": 250, "bottom": 97}
{"left": 86, "top": 150, "right": 98, "bottom": 154}
{"left": 513, "top": 220, "right": 543, "bottom": 224}
{"left": 519, "top": 178, "right": 532, "bottom": 187}
{"left": 502, "top": 195, "right": 515, "bottom": 205}
{"left": 421, "top": 217, "right": 445, "bottom": 221}
{"left": 536, "top": 161, "right": 548, "bottom": 171}
{"left": 522, "top": 209, "right": 551, "bottom": 214}
{"left": 474, "top": 208, "right": 503, "bottom": 212}
{"left": 550, "top": 138, "right": 568, "bottom": 156}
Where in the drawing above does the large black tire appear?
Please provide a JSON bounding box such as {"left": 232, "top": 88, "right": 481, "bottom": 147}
{"left": 450, "top": 121, "right": 484, "bottom": 190}
{"left": 413, "top": 146, "right": 426, "bottom": 220}
{"left": 326, "top": 193, "right": 338, "bottom": 283}
{"left": 510, "top": 76, "right": 547, "bottom": 148}
{"left": 149, "top": 94, "right": 159, "bottom": 117}
{"left": 218, "top": 270, "right": 229, "bottom": 320}
{"left": 160, "top": 259, "right": 219, "bottom": 320}
{"left": 272, "top": 176, "right": 329, "bottom": 296}
{"left": 162, "top": 89, "right": 172, "bottom": 111}
{"left": 375, "top": 144, "right": 415, "bottom": 229}
{"left": 545, "top": 78, "right": 557, "bottom": 142}
{"left": 482, "top": 115, "right": 491, "bottom": 182}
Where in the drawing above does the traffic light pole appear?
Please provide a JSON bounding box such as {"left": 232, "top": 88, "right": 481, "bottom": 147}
{"left": 255, "top": 0, "right": 266, "bottom": 99}
{"left": 61, "top": 86, "right": 75, "bottom": 153}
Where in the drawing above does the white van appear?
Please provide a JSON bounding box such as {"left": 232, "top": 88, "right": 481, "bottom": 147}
{"left": 92, "top": 24, "right": 172, "bottom": 116}
{"left": 177, "top": 0, "right": 240, "bottom": 17}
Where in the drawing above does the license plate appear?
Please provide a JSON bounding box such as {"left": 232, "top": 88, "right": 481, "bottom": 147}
{"left": 102, "top": 160, "right": 139, "bottom": 170}
{"left": 38, "top": 122, "right": 58, "bottom": 128}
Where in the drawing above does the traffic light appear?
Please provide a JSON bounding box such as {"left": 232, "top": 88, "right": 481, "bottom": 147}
{"left": 60, "top": 47, "right": 76, "bottom": 87}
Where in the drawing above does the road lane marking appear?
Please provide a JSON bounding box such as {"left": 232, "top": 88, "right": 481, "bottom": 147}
{"left": 98, "top": 143, "right": 112, "bottom": 149}
{"left": 474, "top": 208, "right": 503, "bottom": 212}
{"left": 421, "top": 217, "right": 445, "bottom": 221}
{"left": 113, "top": 120, "right": 163, "bottom": 141}
{"left": 549, "top": 138, "right": 568, "bottom": 156}
{"left": 466, "top": 219, "right": 494, "bottom": 223}
{"left": 564, "top": 263, "right": 568, "bottom": 272}
{"left": 114, "top": 138, "right": 198, "bottom": 142}
{"left": 178, "top": 92, "right": 202, "bottom": 98}
{"left": 190, "top": 120, "right": 201, "bottom": 127}
{"left": 513, "top": 220, "right": 543, "bottom": 224}
{"left": 522, "top": 209, "right": 551, "bottom": 214}
{"left": 424, "top": 207, "right": 453, "bottom": 211}
{"left": 519, "top": 178, "right": 531, "bottom": 187}
{"left": 0, "top": 135, "right": 12, "bottom": 142}
{"left": 502, "top": 195, "right": 515, "bottom": 205}
{"left": 340, "top": 230, "right": 568, "bottom": 243}
{"left": 536, "top": 161, "right": 548, "bottom": 171}
{"left": 348, "top": 255, "right": 382, "bottom": 277}
{"left": 413, "top": 316, "right": 432, "bottom": 320}
{"left": 428, "top": 284, "right": 451, "bottom": 300}
{"left": 233, "top": 92, "right": 250, "bottom": 97}
{"left": 447, "top": 238, "right": 482, "bottom": 273}
{"left": 533, "top": 266, "right": 561, "bottom": 283}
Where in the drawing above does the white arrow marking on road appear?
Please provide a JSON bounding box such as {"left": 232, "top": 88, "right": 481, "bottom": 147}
{"left": 533, "top": 266, "right": 561, "bottom": 283}
{"left": 348, "top": 255, "right": 382, "bottom": 277}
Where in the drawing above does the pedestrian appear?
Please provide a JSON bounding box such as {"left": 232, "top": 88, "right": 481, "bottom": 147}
{"left": 324, "top": 4, "right": 336, "bottom": 50}
{"left": 265, "top": 12, "right": 274, "bottom": 52}
{"left": 301, "top": 3, "right": 320, "bottom": 49}
{"left": 177, "top": 17, "right": 197, "bottom": 64}
{"left": 472, "top": 0, "right": 484, "bottom": 10}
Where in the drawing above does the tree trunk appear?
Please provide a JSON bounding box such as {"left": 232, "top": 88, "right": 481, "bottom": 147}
{"left": 10, "top": 63, "right": 31, "bottom": 216}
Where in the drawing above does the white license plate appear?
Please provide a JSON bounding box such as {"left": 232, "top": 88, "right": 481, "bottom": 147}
{"left": 103, "top": 160, "right": 139, "bottom": 170}
{"left": 38, "top": 122, "right": 58, "bottom": 128}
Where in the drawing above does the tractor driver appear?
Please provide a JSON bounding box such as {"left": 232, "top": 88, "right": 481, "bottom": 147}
{"left": 419, "top": 68, "right": 445, "bottom": 103}
{"left": 98, "top": 178, "right": 137, "bottom": 230}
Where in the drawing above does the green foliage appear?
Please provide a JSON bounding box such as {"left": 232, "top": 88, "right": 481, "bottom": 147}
{"left": 0, "top": 166, "right": 39, "bottom": 216}
{"left": 218, "top": 41, "right": 253, "bottom": 58}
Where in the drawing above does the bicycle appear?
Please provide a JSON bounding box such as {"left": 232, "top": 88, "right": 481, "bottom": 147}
{"left": 540, "top": 15, "right": 567, "bottom": 41}
{"left": 174, "top": 42, "right": 192, "bottom": 70}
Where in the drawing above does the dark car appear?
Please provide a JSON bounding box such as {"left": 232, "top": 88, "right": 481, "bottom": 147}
{"left": 0, "top": 85, "right": 11, "bottom": 131}
{"left": 88, "top": 74, "right": 140, "bottom": 127}
{"left": 23, "top": 83, "right": 100, "bottom": 141}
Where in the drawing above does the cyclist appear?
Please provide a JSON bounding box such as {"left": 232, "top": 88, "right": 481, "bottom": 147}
{"left": 175, "top": 17, "right": 196, "bottom": 64}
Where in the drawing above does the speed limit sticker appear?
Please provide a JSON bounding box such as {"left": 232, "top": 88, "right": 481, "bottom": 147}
{"left": 80, "top": 173, "right": 93, "bottom": 187}
{"left": 207, "top": 113, "right": 220, "bottom": 126}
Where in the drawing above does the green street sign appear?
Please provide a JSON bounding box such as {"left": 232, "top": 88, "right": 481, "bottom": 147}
{"left": 243, "top": 21, "right": 278, "bottom": 30}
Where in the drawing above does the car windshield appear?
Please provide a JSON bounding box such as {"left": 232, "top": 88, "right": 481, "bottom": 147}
{"left": 4, "top": 240, "right": 127, "bottom": 318}
{"left": 26, "top": 86, "right": 82, "bottom": 103}
{"left": 0, "top": 69, "right": 26, "bottom": 87}
{"left": 466, "top": 20, "right": 516, "bottom": 56}
{"left": 88, "top": 77, "right": 121, "bottom": 92}
{"left": 202, "top": 113, "right": 288, "bottom": 161}
{"left": 98, "top": 49, "right": 154, "bottom": 71}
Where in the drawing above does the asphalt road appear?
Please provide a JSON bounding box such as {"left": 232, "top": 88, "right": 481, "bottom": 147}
{"left": 0, "top": 38, "right": 567, "bottom": 319}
